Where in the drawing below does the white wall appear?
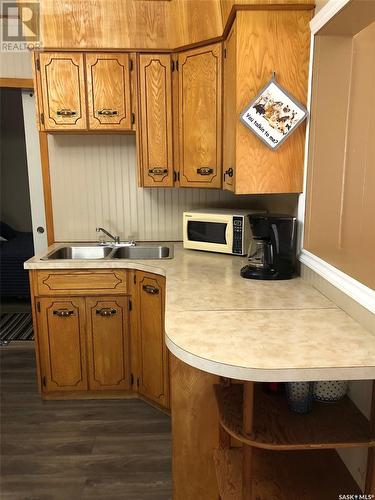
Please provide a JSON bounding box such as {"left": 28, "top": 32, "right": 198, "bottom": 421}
{"left": 48, "top": 134, "right": 299, "bottom": 242}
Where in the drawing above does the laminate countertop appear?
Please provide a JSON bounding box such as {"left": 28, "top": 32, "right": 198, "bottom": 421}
{"left": 25, "top": 243, "right": 375, "bottom": 382}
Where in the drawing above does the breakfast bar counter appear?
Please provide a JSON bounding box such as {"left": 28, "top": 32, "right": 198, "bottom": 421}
{"left": 25, "top": 242, "right": 375, "bottom": 382}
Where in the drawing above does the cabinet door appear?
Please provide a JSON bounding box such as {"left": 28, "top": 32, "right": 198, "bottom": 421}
{"left": 86, "top": 297, "right": 130, "bottom": 390}
{"left": 137, "top": 272, "right": 169, "bottom": 408}
{"left": 138, "top": 54, "right": 174, "bottom": 187}
{"left": 223, "top": 24, "right": 236, "bottom": 192}
{"left": 38, "top": 297, "right": 87, "bottom": 392}
{"left": 86, "top": 53, "right": 132, "bottom": 130}
{"left": 178, "top": 43, "right": 222, "bottom": 188}
{"left": 39, "top": 53, "right": 87, "bottom": 131}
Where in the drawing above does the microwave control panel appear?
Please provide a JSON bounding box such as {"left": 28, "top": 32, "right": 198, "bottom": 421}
{"left": 232, "top": 216, "right": 243, "bottom": 255}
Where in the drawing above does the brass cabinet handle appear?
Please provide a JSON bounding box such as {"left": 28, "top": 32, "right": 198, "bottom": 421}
{"left": 142, "top": 284, "right": 159, "bottom": 295}
{"left": 53, "top": 309, "right": 74, "bottom": 317}
{"left": 223, "top": 167, "right": 234, "bottom": 180}
{"left": 96, "top": 308, "right": 117, "bottom": 317}
{"left": 56, "top": 109, "right": 77, "bottom": 116}
{"left": 197, "top": 167, "right": 214, "bottom": 176}
{"left": 148, "top": 168, "right": 168, "bottom": 175}
{"left": 97, "top": 109, "right": 118, "bottom": 116}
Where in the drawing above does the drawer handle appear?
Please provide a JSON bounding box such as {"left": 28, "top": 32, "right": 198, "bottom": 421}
{"left": 56, "top": 109, "right": 77, "bottom": 117}
{"left": 197, "top": 167, "right": 214, "bottom": 176}
{"left": 142, "top": 285, "right": 159, "bottom": 295}
{"left": 223, "top": 167, "right": 234, "bottom": 180}
{"left": 97, "top": 109, "right": 118, "bottom": 116}
{"left": 53, "top": 309, "right": 74, "bottom": 317}
{"left": 149, "top": 168, "right": 168, "bottom": 175}
{"left": 96, "top": 308, "right": 117, "bottom": 317}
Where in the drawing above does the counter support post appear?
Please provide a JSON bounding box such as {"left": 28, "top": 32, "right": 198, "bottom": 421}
{"left": 243, "top": 382, "right": 254, "bottom": 500}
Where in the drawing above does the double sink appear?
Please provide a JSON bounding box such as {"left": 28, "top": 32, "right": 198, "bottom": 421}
{"left": 41, "top": 244, "right": 173, "bottom": 261}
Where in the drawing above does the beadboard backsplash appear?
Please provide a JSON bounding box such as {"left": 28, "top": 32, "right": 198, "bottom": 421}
{"left": 48, "top": 135, "right": 298, "bottom": 242}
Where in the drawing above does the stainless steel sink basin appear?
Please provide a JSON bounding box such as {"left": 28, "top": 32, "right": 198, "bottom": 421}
{"left": 42, "top": 246, "right": 114, "bottom": 260}
{"left": 41, "top": 244, "right": 173, "bottom": 260}
{"left": 112, "top": 245, "right": 172, "bottom": 260}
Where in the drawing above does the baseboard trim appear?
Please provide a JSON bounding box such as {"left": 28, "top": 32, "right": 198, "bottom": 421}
{"left": 299, "top": 250, "right": 375, "bottom": 314}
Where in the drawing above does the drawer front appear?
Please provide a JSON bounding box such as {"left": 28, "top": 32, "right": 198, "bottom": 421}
{"left": 36, "top": 270, "right": 128, "bottom": 296}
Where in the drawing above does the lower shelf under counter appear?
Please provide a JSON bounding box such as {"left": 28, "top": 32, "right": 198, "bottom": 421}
{"left": 213, "top": 447, "right": 362, "bottom": 500}
{"left": 214, "top": 383, "right": 374, "bottom": 450}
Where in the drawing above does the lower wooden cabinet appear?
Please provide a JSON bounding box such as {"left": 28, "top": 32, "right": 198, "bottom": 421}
{"left": 31, "top": 269, "right": 170, "bottom": 409}
{"left": 86, "top": 297, "right": 130, "bottom": 391}
{"left": 135, "top": 272, "right": 170, "bottom": 409}
{"left": 38, "top": 297, "right": 88, "bottom": 392}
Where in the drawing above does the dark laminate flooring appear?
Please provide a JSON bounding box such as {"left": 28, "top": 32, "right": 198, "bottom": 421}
{"left": 0, "top": 346, "right": 172, "bottom": 500}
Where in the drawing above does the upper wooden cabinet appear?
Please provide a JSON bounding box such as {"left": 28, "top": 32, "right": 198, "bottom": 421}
{"left": 35, "top": 52, "right": 133, "bottom": 132}
{"left": 137, "top": 54, "right": 174, "bottom": 187}
{"left": 38, "top": 53, "right": 87, "bottom": 131}
{"left": 178, "top": 43, "right": 222, "bottom": 188}
{"left": 86, "top": 53, "right": 132, "bottom": 130}
{"left": 223, "top": 11, "right": 311, "bottom": 194}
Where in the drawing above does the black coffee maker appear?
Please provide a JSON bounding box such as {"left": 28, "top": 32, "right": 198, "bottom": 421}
{"left": 240, "top": 214, "right": 297, "bottom": 280}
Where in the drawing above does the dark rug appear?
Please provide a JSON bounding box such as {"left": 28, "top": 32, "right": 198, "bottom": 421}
{"left": 0, "top": 313, "right": 34, "bottom": 344}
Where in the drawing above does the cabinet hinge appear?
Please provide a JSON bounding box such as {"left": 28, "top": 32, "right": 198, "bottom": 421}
{"left": 42, "top": 375, "right": 46, "bottom": 387}
{"left": 137, "top": 378, "right": 140, "bottom": 388}
{"left": 131, "top": 112, "right": 135, "bottom": 125}
{"left": 173, "top": 171, "right": 177, "bottom": 183}
{"left": 224, "top": 47, "right": 227, "bottom": 59}
{"left": 175, "top": 60, "right": 179, "bottom": 71}
{"left": 36, "top": 58, "right": 40, "bottom": 71}
{"left": 129, "top": 299, "right": 132, "bottom": 312}
{"left": 171, "top": 60, "right": 175, "bottom": 72}
{"left": 37, "top": 301, "right": 41, "bottom": 313}
{"left": 40, "top": 113, "right": 44, "bottom": 126}
{"left": 177, "top": 171, "right": 180, "bottom": 181}
{"left": 131, "top": 373, "right": 134, "bottom": 386}
{"left": 133, "top": 274, "right": 136, "bottom": 284}
{"left": 129, "top": 59, "right": 133, "bottom": 71}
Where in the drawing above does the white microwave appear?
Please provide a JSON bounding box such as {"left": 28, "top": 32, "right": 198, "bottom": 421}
{"left": 183, "top": 209, "right": 262, "bottom": 256}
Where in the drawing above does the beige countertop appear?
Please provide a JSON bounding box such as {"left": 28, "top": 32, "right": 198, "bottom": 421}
{"left": 25, "top": 243, "right": 375, "bottom": 382}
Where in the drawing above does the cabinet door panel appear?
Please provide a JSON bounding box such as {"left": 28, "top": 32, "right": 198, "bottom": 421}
{"left": 137, "top": 273, "right": 169, "bottom": 408}
{"left": 138, "top": 54, "right": 174, "bottom": 187}
{"left": 223, "top": 25, "right": 236, "bottom": 192}
{"left": 39, "top": 53, "right": 87, "bottom": 131}
{"left": 86, "top": 53, "right": 132, "bottom": 130}
{"left": 38, "top": 297, "right": 87, "bottom": 391}
{"left": 178, "top": 43, "right": 222, "bottom": 188}
{"left": 86, "top": 297, "right": 130, "bottom": 390}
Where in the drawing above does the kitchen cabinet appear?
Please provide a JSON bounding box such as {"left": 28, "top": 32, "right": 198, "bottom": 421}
{"left": 178, "top": 43, "right": 222, "bottom": 188}
{"left": 38, "top": 297, "right": 88, "bottom": 392}
{"left": 86, "top": 53, "right": 132, "bottom": 130}
{"left": 38, "top": 52, "right": 87, "bottom": 131}
{"left": 137, "top": 54, "right": 174, "bottom": 187}
{"left": 37, "top": 295, "right": 130, "bottom": 394}
{"left": 223, "top": 11, "right": 311, "bottom": 194}
{"left": 35, "top": 52, "right": 133, "bottom": 132}
{"left": 135, "top": 271, "right": 170, "bottom": 409}
{"left": 86, "top": 297, "right": 130, "bottom": 390}
{"left": 30, "top": 268, "right": 169, "bottom": 407}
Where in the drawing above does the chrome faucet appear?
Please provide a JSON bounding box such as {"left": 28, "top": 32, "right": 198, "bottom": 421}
{"left": 96, "top": 227, "right": 136, "bottom": 247}
{"left": 96, "top": 227, "right": 120, "bottom": 245}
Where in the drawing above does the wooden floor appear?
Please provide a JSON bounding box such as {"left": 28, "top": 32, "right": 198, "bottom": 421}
{"left": 0, "top": 346, "right": 172, "bottom": 500}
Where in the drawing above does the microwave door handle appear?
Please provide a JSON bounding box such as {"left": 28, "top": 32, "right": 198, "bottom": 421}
{"left": 225, "top": 222, "right": 233, "bottom": 249}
